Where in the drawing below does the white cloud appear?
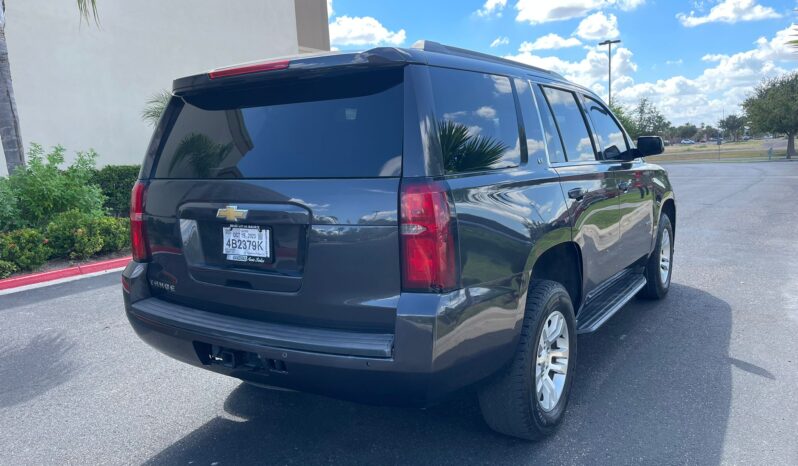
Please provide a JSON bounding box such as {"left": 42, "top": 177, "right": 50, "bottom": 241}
{"left": 491, "top": 75, "right": 513, "bottom": 93}
{"left": 615, "top": 0, "right": 646, "bottom": 11}
{"left": 327, "top": 0, "right": 334, "bottom": 18}
{"left": 506, "top": 22, "right": 796, "bottom": 125}
{"left": 443, "top": 111, "right": 468, "bottom": 120}
{"left": 490, "top": 36, "right": 510, "bottom": 48}
{"left": 676, "top": 0, "right": 781, "bottom": 27}
{"left": 476, "top": 0, "right": 508, "bottom": 17}
{"left": 665, "top": 58, "right": 684, "bottom": 65}
{"left": 615, "top": 25, "right": 796, "bottom": 124}
{"left": 516, "top": 0, "right": 604, "bottom": 24}
{"left": 466, "top": 125, "right": 484, "bottom": 137}
{"left": 475, "top": 106, "right": 497, "bottom": 118}
{"left": 329, "top": 16, "right": 406, "bottom": 46}
{"left": 505, "top": 43, "right": 637, "bottom": 94}
{"left": 520, "top": 33, "right": 582, "bottom": 51}
{"left": 515, "top": 0, "right": 645, "bottom": 24}
{"left": 575, "top": 12, "right": 620, "bottom": 40}
{"left": 701, "top": 53, "right": 726, "bottom": 62}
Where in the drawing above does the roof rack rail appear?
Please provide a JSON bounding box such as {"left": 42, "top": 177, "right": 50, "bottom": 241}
{"left": 411, "top": 40, "right": 564, "bottom": 79}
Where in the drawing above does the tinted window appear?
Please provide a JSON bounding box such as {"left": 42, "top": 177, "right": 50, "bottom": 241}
{"left": 532, "top": 85, "right": 566, "bottom": 164}
{"left": 541, "top": 87, "right": 596, "bottom": 162}
{"left": 514, "top": 79, "right": 546, "bottom": 164}
{"left": 584, "top": 96, "right": 630, "bottom": 160}
{"left": 154, "top": 69, "right": 403, "bottom": 179}
{"left": 429, "top": 67, "right": 520, "bottom": 174}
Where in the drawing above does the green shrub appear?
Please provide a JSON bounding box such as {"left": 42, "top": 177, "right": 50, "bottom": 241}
{"left": 0, "top": 178, "right": 22, "bottom": 232}
{"left": 1, "top": 143, "right": 105, "bottom": 231}
{"left": 0, "top": 228, "right": 51, "bottom": 271}
{"left": 90, "top": 165, "right": 140, "bottom": 217}
{"left": 0, "top": 260, "right": 17, "bottom": 279}
{"left": 46, "top": 210, "right": 104, "bottom": 259}
{"left": 94, "top": 217, "right": 130, "bottom": 253}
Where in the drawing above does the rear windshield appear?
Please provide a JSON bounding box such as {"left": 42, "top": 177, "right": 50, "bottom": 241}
{"left": 153, "top": 68, "right": 403, "bottom": 179}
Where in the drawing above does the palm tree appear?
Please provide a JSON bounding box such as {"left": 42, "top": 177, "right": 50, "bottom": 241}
{"left": 169, "top": 133, "right": 234, "bottom": 178}
{"left": 141, "top": 90, "right": 171, "bottom": 127}
{"left": 0, "top": 0, "right": 98, "bottom": 174}
{"left": 437, "top": 120, "right": 509, "bottom": 173}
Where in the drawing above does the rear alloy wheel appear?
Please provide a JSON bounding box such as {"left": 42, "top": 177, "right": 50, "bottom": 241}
{"left": 478, "top": 280, "right": 577, "bottom": 440}
{"left": 535, "top": 311, "right": 570, "bottom": 411}
{"left": 640, "top": 213, "right": 674, "bottom": 299}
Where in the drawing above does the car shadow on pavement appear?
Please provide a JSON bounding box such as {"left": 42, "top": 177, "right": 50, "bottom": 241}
{"left": 144, "top": 283, "right": 732, "bottom": 465}
{"left": 0, "top": 332, "right": 77, "bottom": 409}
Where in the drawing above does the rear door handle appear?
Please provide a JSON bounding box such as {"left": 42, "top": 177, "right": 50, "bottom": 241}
{"left": 568, "top": 187, "right": 585, "bottom": 200}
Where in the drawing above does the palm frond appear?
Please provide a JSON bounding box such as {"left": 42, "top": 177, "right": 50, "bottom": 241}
{"left": 437, "top": 120, "right": 509, "bottom": 173}
{"left": 169, "top": 133, "right": 234, "bottom": 178}
{"left": 141, "top": 90, "right": 172, "bottom": 127}
{"left": 77, "top": 0, "right": 100, "bottom": 26}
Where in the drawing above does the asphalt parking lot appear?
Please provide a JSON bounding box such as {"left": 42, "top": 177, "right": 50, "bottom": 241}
{"left": 2, "top": 161, "right": 797, "bottom": 465}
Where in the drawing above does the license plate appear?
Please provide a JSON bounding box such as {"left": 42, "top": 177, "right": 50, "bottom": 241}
{"left": 222, "top": 225, "right": 270, "bottom": 263}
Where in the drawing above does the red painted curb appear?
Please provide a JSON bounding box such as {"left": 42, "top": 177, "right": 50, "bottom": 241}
{"left": 0, "top": 256, "right": 131, "bottom": 291}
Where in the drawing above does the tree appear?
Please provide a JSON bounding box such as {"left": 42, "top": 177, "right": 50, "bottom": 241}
{"left": 701, "top": 124, "right": 719, "bottom": 142}
{"left": 631, "top": 98, "right": 670, "bottom": 139}
{"left": 609, "top": 102, "right": 636, "bottom": 138}
{"left": 676, "top": 123, "right": 698, "bottom": 141}
{"left": 0, "top": 1, "right": 98, "bottom": 174}
{"left": 718, "top": 114, "right": 746, "bottom": 142}
{"left": 141, "top": 90, "right": 171, "bottom": 127}
{"left": 743, "top": 72, "right": 798, "bottom": 159}
{"left": 438, "top": 121, "right": 509, "bottom": 173}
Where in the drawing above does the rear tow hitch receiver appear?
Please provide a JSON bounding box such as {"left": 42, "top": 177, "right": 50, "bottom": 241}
{"left": 210, "top": 347, "right": 239, "bottom": 368}
{"left": 205, "top": 345, "right": 288, "bottom": 374}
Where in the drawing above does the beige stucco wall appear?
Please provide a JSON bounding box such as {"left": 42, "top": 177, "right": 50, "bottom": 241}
{"left": 1, "top": 0, "right": 329, "bottom": 176}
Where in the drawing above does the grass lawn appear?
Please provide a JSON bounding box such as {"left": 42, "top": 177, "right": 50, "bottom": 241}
{"left": 653, "top": 149, "right": 789, "bottom": 163}
{"left": 665, "top": 139, "right": 765, "bottom": 154}
{"left": 655, "top": 138, "right": 792, "bottom": 162}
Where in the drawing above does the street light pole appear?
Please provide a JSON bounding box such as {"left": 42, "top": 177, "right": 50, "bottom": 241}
{"left": 599, "top": 39, "right": 621, "bottom": 106}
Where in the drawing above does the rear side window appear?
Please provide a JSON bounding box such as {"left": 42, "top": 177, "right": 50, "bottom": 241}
{"left": 153, "top": 69, "right": 403, "bottom": 179}
{"left": 533, "top": 86, "right": 566, "bottom": 164}
{"left": 513, "top": 79, "right": 547, "bottom": 163}
{"left": 583, "top": 96, "right": 631, "bottom": 160}
{"left": 429, "top": 67, "right": 520, "bottom": 174}
{"left": 541, "top": 86, "right": 596, "bottom": 162}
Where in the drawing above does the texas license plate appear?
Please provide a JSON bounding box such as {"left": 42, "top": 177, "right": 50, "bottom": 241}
{"left": 222, "top": 225, "right": 270, "bottom": 263}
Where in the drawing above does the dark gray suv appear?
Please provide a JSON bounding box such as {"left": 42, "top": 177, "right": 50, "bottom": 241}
{"left": 123, "top": 41, "right": 674, "bottom": 440}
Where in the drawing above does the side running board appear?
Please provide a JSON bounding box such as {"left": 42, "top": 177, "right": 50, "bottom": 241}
{"left": 576, "top": 272, "right": 647, "bottom": 334}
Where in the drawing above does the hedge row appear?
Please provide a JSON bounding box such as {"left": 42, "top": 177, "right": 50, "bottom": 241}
{"left": 0, "top": 214, "right": 130, "bottom": 278}
{"left": 0, "top": 144, "right": 140, "bottom": 278}
{"left": 90, "top": 165, "right": 141, "bottom": 217}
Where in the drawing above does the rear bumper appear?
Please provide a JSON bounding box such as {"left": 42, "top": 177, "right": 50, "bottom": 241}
{"left": 122, "top": 261, "right": 525, "bottom": 406}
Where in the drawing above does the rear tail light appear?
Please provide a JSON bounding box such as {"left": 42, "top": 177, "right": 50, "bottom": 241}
{"left": 208, "top": 59, "right": 290, "bottom": 79}
{"left": 130, "top": 181, "right": 151, "bottom": 262}
{"left": 400, "top": 180, "right": 458, "bottom": 292}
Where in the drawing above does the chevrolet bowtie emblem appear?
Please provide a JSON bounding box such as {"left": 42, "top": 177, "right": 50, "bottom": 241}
{"left": 216, "top": 205, "right": 248, "bottom": 222}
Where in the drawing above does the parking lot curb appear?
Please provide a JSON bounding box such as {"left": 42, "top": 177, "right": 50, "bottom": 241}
{"left": 0, "top": 256, "right": 131, "bottom": 292}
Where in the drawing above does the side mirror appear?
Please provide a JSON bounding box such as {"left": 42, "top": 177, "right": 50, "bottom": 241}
{"left": 636, "top": 136, "right": 665, "bottom": 157}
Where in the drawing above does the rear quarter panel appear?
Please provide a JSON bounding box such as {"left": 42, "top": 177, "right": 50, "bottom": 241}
{"left": 647, "top": 161, "right": 676, "bottom": 245}
{"left": 430, "top": 167, "right": 571, "bottom": 387}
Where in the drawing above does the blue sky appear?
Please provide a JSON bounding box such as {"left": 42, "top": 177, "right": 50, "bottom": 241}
{"left": 327, "top": 0, "right": 797, "bottom": 125}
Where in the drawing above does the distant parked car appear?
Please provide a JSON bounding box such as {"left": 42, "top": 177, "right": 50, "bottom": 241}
{"left": 680, "top": 139, "right": 695, "bottom": 145}
{"left": 742, "top": 135, "right": 751, "bottom": 141}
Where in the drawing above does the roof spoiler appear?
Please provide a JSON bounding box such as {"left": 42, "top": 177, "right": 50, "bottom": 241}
{"left": 411, "top": 40, "right": 564, "bottom": 79}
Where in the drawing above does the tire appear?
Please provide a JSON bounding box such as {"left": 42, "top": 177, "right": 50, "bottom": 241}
{"left": 639, "top": 213, "right": 674, "bottom": 299}
{"left": 477, "top": 280, "right": 577, "bottom": 440}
